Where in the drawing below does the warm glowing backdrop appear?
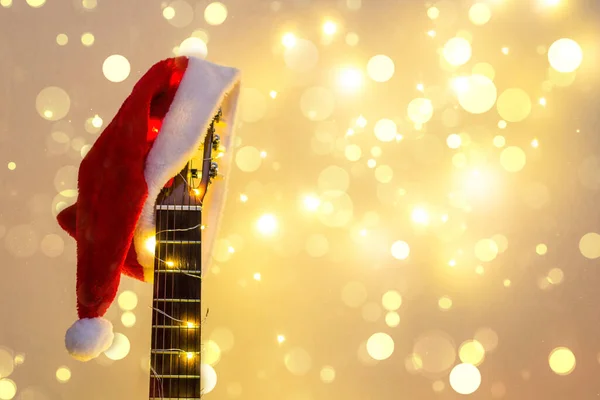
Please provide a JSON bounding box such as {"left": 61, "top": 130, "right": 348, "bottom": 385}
{"left": 1, "top": 0, "right": 600, "bottom": 399}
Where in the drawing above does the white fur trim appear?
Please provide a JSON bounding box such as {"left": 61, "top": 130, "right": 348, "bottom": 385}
{"left": 65, "top": 317, "right": 114, "bottom": 362}
{"left": 133, "top": 56, "right": 241, "bottom": 282}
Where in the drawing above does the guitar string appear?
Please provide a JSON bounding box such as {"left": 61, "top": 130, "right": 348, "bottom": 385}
{"left": 150, "top": 113, "right": 221, "bottom": 399}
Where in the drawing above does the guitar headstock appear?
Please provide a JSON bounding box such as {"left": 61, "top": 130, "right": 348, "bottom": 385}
{"left": 189, "top": 108, "right": 225, "bottom": 203}
{"left": 158, "top": 109, "right": 225, "bottom": 206}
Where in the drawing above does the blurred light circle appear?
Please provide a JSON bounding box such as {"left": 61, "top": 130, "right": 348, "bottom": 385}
{"left": 366, "top": 55, "right": 395, "bottom": 82}
{"left": 320, "top": 366, "right": 336, "bottom": 383}
{"left": 374, "top": 165, "right": 393, "bottom": 183}
{"left": 235, "top": 146, "right": 262, "bottom": 172}
{"left": 178, "top": 37, "right": 207, "bottom": 58}
{"left": 317, "top": 191, "right": 353, "bottom": 227}
{"left": 548, "top": 38, "right": 583, "bottom": 73}
{"left": 284, "top": 347, "right": 312, "bottom": 376}
{"left": 284, "top": 39, "right": 319, "bottom": 72}
{"left": 0, "top": 378, "right": 16, "bottom": 400}
{"left": 373, "top": 119, "right": 397, "bottom": 142}
{"left": 548, "top": 347, "right": 576, "bottom": 375}
{"left": 579, "top": 232, "right": 600, "bottom": 259}
{"left": 413, "top": 331, "right": 456, "bottom": 373}
{"left": 474, "top": 238, "right": 498, "bottom": 262}
{"left": 366, "top": 332, "right": 394, "bottom": 360}
{"left": 56, "top": 33, "right": 68, "bottom": 46}
{"left": 40, "top": 234, "right": 64, "bottom": 258}
{"left": 102, "top": 55, "right": 131, "bottom": 83}
{"left": 204, "top": 2, "right": 227, "bottom": 25}
{"left": 36, "top": 87, "right": 71, "bottom": 121}
{"left": 55, "top": 366, "right": 71, "bottom": 383}
{"left": 458, "top": 340, "right": 485, "bottom": 366}
{"left": 318, "top": 165, "right": 350, "bottom": 192}
{"left": 104, "top": 333, "right": 130, "bottom": 361}
{"left": 499, "top": 146, "right": 526, "bottom": 172}
{"left": 443, "top": 37, "right": 472, "bottom": 66}
{"left": 468, "top": 2, "right": 491, "bottom": 25}
{"left": 472, "top": 62, "right": 495, "bottom": 80}
{"left": 201, "top": 364, "right": 218, "bottom": 394}
{"left": 449, "top": 363, "right": 481, "bottom": 395}
{"left": 121, "top": 311, "right": 136, "bottom": 327}
{"left": 456, "top": 75, "right": 497, "bottom": 114}
{"left": 407, "top": 98, "right": 434, "bottom": 124}
{"left": 117, "top": 290, "right": 138, "bottom": 311}
{"left": 165, "top": 0, "right": 194, "bottom": 27}
{"left": 496, "top": 88, "right": 531, "bottom": 122}
{"left": 209, "top": 327, "right": 235, "bottom": 352}
{"left": 474, "top": 327, "right": 499, "bottom": 352}
{"left": 0, "top": 348, "right": 14, "bottom": 379}
{"left": 202, "top": 340, "right": 222, "bottom": 366}
{"left": 300, "top": 86, "right": 335, "bottom": 121}
{"left": 381, "top": 290, "right": 402, "bottom": 311}
{"left": 390, "top": 240, "right": 410, "bottom": 260}
{"left": 26, "top": 0, "right": 45, "bottom": 7}
{"left": 385, "top": 311, "right": 400, "bottom": 327}
{"left": 341, "top": 281, "right": 368, "bottom": 308}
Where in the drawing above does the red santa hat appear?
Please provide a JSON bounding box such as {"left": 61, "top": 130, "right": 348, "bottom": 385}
{"left": 56, "top": 56, "right": 241, "bottom": 361}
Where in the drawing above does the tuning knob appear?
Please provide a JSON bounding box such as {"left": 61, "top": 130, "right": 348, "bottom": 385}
{"left": 212, "top": 134, "right": 221, "bottom": 151}
{"left": 209, "top": 162, "right": 219, "bottom": 180}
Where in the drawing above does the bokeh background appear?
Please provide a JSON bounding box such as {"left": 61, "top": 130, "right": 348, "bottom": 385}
{"left": 1, "top": 0, "right": 600, "bottom": 399}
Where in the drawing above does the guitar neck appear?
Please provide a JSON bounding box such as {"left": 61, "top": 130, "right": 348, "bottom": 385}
{"left": 148, "top": 203, "right": 203, "bottom": 399}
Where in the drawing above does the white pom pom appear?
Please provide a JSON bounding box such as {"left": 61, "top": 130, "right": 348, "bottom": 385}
{"left": 65, "top": 318, "right": 114, "bottom": 362}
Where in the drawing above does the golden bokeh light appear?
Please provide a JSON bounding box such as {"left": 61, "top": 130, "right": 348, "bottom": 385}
{"left": 474, "top": 238, "right": 499, "bottom": 262}
{"left": 0, "top": 379, "right": 16, "bottom": 400}
{"left": 117, "top": 290, "right": 138, "bottom": 311}
{"left": 579, "top": 232, "right": 600, "bottom": 259}
{"left": 81, "top": 32, "right": 95, "bottom": 46}
{"left": 204, "top": 2, "right": 228, "bottom": 25}
{"left": 104, "top": 333, "right": 131, "bottom": 361}
{"left": 55, "top": 366, "right": 71, "bottom": 383}
{"left": 449, "top": 363, "right": 482, "bottom": 395}
{"left": 469, "top": 3, "right": 491, "bottom": 26}
{"left": 121, "top": 311, "right": 136, "bottom": 327}
{"left": 102, "top": 54, "right": 131, "bottom": 83}
{"left": 381, "top": 290, "right": 402, "bottom": 311}
{"left": 548, "top": 347, "right": 576, "bottom": 375}
{"left": 438, "top": 296, "right": 452, "bottom": 310}
{"left": 458, "top": 340, "right": 485, "bottom": 366}
{"left": 411, "top": 207, "right": 430, "bottom": 225}
{"left": 407, "top": 98, "right": 434, "bottom": 124}
{"left": 284, "top": 347, "right": 312, "bottom": 375}
{"left": 374, "top": 118, "right": 397, "bottom": 142}
{"left": 500, "top": 146, "right": 527, "bottom": 172}
{"left": 390, "top": 240, "right": 410, "bottom": 260}
{"left": 26, "top": 0, "right": 45, "bottom": 7}
{"left": 56, "top": 33, "right": 68, "bottom": 46}
{"left": 385, "top": 311, "right": 400, "bottom": 327}
{"left": 455, "top": 75, "right": 498, "bottom": 114}
{"left": 366, "top": 55, "right": 395, "bottom": 82}
{"left": 497, "top": 88, "right": 532, "bottom": 122}
{"left": 536, "top": 243, "right": 548, "bottom": 255}
{"left": 7, "top": 162, "right": 16, "bottom": 171}
{"left": 443, "top": 37, "right": 472, "bottom": 66}
{"left": 366, "top": 332, "right": 394, "bottom": 360}
{"left": 548, "top": 38, "right": 583, "bottom": 73}
{"left": 320, "top": 366, "right": 336, "bottom": 383}
{"left": 256, "top": 214, "right": 278, "bottom": 236}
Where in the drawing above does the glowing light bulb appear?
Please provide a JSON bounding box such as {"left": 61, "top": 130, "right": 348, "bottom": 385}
{"left": 323, "top": 20, "right": 337, "bottom": 35}
{"left": 281, "top": 32, "right": 297, "bottom": 48}
{"left": 145, "top": 237, "right": 156, "bottom": 253}
{"left": 91, "top": 114, "right": 103, "bottom": 128}
{"left": 186, "top": 321, "right": 195, "bottom": 328}
{"left": 186, "top": 352, "right": 194, "bottom": 359}
{"left": 165, "top": 260, "right": 175, "bottom": 268}
{"left": 192, "top": 188, "right": 200, "bottom": 195}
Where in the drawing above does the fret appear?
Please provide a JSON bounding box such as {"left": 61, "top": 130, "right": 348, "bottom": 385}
{"left": 149, "top": 377, "right": 201, "bottom": 398}
{"left": 153, "top": 298, "right": 201, "bottom": 303}
{"left": 156, "top": 210, "right": 202, "bottom": 242}
{"left": 151, "top": 297, "right": 201, "bottom": 324}
{"left": 155, "top": 269, "right": 202, "bottom": 275}
{"left": 151, "top": 350, "right": 200, "bottom": 355}
{"left": 156, "top": 205, "right": 202, "bottom": 211}
{"left": 150, "top": 329, "right": 200, "bottom": 352}
{"left": 159, "top": 240, "right": 201, "bottom": 244}
{"left": 153, "top": 375, "right": 201, "bottom": 379}
{"left": 153, "top": 272, "right": 201, "bottom": 300}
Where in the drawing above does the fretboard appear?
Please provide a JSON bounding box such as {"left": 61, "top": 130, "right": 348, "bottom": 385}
{"left": 148, "top": 205, "right": 203, "bottom": 400}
